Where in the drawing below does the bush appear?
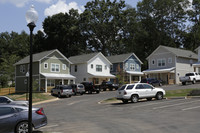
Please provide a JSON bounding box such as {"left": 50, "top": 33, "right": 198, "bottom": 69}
{"left": 187, "top": 89, "right": 200, "bottom": 96}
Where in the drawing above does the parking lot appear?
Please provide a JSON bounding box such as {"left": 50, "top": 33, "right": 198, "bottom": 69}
{"left": 35, "top": 85, "right": 200, "bottom": 133}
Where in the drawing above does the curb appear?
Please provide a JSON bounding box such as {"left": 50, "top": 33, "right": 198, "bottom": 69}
{"left": 33, "top": 98, "right": 59, "bottom": 105}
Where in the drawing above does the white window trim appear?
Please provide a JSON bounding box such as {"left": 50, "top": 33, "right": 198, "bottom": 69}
{"left": 157, "top": 58, "right": 166, "bottom": 67}
{"left": 125, "top": 63, "right": 128, "bottom": 69}
{"left": 62, "top": 64, "right": 66, "bottom": 70}
{"left": 105, "top": 65, "right": 107, "bottom": 70}
{"left": 168, "top": 58, "right": 172, "bottom": 63}
{"left": 130, "top": 63, "right": 135, "bottom": 71}
{"left": 20, "top": 65, "right": 25, "bottom": 73}
{"left": 44, "top": 63, "right": 48, "bottom": 69}
{"left": 152, "top": 59, "right": 155, "bottom": 65}
{"left": 51, "top": 63, "right": 60, "bottom": 72}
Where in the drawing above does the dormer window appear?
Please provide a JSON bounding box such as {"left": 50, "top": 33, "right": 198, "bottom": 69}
{"left": 44, "top": 63, "right": 48, "bottom": 69}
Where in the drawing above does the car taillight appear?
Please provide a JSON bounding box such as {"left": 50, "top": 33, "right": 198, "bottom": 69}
{"left": 124, "top": 91, "right": 127, "bottom": 95}
{"left": 36, "top": 108, "right": 44, "bottom": 115}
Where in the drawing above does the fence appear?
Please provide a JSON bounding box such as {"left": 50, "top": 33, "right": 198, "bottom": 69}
{"left": 0, "top": 87, "right": 15, "bottom": 95}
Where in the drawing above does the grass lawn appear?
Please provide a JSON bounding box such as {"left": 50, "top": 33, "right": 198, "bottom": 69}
{"left": 102, "top": 88, "right": 200, "bottom": 103}
{"left": 6, "top": 93, "right": 56, "bottom": 103}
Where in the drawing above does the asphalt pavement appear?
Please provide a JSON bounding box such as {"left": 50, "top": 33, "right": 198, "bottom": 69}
{"left": 34, "top": 84, "right": 200, "bottom": 133}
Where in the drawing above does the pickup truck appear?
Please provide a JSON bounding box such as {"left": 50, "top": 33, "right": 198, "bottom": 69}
{"left": 179, "top": 72, "right": 200, "bottom": 85}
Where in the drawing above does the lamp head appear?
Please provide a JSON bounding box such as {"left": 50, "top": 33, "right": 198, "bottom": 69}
{"left": 26, "top": 5, "right": 38, "bottom": 24}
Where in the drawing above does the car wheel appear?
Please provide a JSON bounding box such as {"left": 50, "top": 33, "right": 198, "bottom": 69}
{"left": 192, "top": 79, "right": 196, "bottom": 84}
{"left": 156, "top": 92, "right": 163, "bottom": 100}
{"left": 51, "top": 91, "right": 54, "bottom": 96}
{"left": 182, "top": 82, "right": 186, "bottom": 85}
{"left": 122, "top": 100, "right": 128, "bottom": 104}
{"left": 159, "top": 83, "right": 162, "bottom": 86}
{"left": 131, "top": 95, "right": 138, "bottom": 103}
{"left": 96, "top": 90, "right": 100, "bottom": 94}
{"left": 15, "top": 121, "right": 30, "bottom": 133}
{"left": 80, "top": 93, "right": 83, "bottom": 95}
{"left": 147, "top": 98, "right": 152, "bottom": 101}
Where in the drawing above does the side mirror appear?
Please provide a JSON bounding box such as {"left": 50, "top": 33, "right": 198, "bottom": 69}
{"left": 7, "top": 100, "right": 11, "bottom": 103}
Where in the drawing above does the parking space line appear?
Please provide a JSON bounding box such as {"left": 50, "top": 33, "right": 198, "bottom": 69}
{"left": 153, "top": 99, "right": 200, "bottom": 110}
{"left": 131, "top": 99, "right": 187, "bottom": 108}
{"left": 40, "top": 124, "right": 59, "bottom": 129}
{"left": 182, "top": 106, "right": 200, "bottom": 111}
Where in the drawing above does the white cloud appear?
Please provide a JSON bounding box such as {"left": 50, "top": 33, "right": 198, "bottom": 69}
{"left": 35, "top": 0, "right": 52, "bottom": 4}
{"left": 0, "top": 0, "right": 28, "bottom": 7}
{"left": 44, "top": 0, "right": 84, "bottom": 17}
{"left": 0, "top": 0, "right": 53, "bottom": 7}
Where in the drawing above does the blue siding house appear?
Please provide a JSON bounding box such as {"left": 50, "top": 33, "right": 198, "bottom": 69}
{"left": 107, "top": 53, "right": 143, "bottom": 84}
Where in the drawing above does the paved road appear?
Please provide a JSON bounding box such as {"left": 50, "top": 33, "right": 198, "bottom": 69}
{"left": 34, "top": 85, "right": 200, "bottom": 133}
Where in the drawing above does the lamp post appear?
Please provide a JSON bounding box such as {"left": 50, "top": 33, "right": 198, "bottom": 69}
{"left": 25, "top": 5, "right": 38, "bottom": 133}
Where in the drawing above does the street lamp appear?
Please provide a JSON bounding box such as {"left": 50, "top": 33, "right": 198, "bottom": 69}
{"left": 25, "top": 5, "right": 38, "bottom": 133}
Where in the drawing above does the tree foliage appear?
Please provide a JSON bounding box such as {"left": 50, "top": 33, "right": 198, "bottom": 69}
{"left": 1, "top": 0, "right": 200, "bottom": 87}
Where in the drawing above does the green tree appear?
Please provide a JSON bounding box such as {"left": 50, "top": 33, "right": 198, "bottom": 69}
{"left": 80, "top": 0, "right": 139, "bottom": 56}
{"left": 42, "top": 9, "right": 84, "bottom": 57}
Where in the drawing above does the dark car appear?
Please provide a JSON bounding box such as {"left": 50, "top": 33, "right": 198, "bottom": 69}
{"left": 100, "top": 81, "right": 119, "bottom": 91}
{"left": 140, "top": 78, "right": 162, "bottom": 87}
{"left": 0, "top": 104, "right": 47, "bottom": 133}
{"left": 81, "top": 82, "right": 100, "bottom": 94}
{"left": 69, "top": 84, "right": 85, "bottom": 95}
{"left": 51, "top": 85, "right": 73, "bottom": 98}
{"left": 0, "top": 96, "right": 29, "bottom": 106}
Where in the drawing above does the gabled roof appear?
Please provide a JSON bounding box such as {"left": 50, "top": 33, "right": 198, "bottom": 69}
{"left": 14, "top": 49, "right": 72, "bottom": 65}
{"left": 106, "top": 53, "right": 143, "bottom": 64}
{"left": 68, "top": 52, "right": 112, "bottom": 64}
{"left": 147, "top": 45, "right": 198, "bottom": 60}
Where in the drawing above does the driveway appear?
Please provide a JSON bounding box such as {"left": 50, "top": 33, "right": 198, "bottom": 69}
{"left": 34, "top": 85, "right": 200, "bottom": 133}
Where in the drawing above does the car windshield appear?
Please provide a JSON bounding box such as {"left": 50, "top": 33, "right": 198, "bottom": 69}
{"left": 62, "top": 86, "right": 72, "bottom": 90}
{"left": 186, "top": 73, "right": 194, "bottom": 76}
{"left": 78, "top": 85, "right": 84, "bottom": 88}
{"left": 118, "top": 85, "right": 126, "bottom": 90}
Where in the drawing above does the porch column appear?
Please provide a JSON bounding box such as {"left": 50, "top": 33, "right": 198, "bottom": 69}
{"left": 68, "top": 79, "right": 70, "bottom": 84}
{"left": 194, "top": 67, "right": 196, "bottom": 72}
{"left": 62, "top": 79, "right": 64, "bottom": 85}
{"left": 139, "top": 76, "right": 141, "bottom": 81}
{"left": 45, "top": 78, "right": 47, "bottom": 93}
{"left": 129, "top": 74, "right": 131, "bottom": 84}
{"left": 167, "top": 73, "right": 170, "bottom": 84}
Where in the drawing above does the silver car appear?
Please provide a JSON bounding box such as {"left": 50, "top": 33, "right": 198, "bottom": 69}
{"left": 0, "top": 96, "right": 28, "bottom": 106}
{"left": 51, "top": 85, "right": 73, "bottom": 98}
{"left": 70, "top": 84, "right": 85, "bottom": 95}
{"left": 0, "top": 104, "right": 47, "bottom": 133}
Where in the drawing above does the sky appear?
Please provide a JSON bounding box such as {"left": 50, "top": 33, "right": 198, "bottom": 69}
{"left": 0, "top": 0, "right": 140, "bottom": 34}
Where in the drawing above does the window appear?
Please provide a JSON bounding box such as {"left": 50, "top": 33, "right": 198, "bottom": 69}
{"left": 105, "top": 65, "right": 107, "bottom": 70}
{"left": 152, "top": 59, "right": 155, "bottom": 65}
{"left": 47, "top": 79, "right": 55, "bottom": 86}
{"left": 125, "top": 63, "right": 128, "bottom": 69}
{"left": 96, "top": 65, "right": 102, "bottom": 72}
{"left": 44, "top": 63, "right": 48, "bottom": 69}
{"left": 136, "top": 84, "right": 144, "bottom": 89}
{"left": 168, "top": 58, "right": 172, "bottom": 63}
{"left": 130, "top": 63, "right": 135, "bottom": 70}
{"left": 20, "top": 65, "right": 25, "bottom": 73}
{"left": 0, "top": 107, "right": 15, "bottom": 116}
{"left": 126, "top": 85, "right": 135, "bottom": 90}
{"left": 143, "top": 84, "right": 153, "bottom": 89}
{"left": 110, "top": 65, "right": 113, "bottom": 71}
{"left": 75, "top": 65, "right": 77, "bottom": 72}
{"left": 83, "top": 78, "right": 86, "bottom": 81}
{"left": 0, "top": 97, "right": 9, "bottom": 103}
{"left": 157, "top": 59, "right": 166, "bottom": 67}
{"left": 51, "top": 64, "right": 60, "bottom": 72}
{"left": 91, "top": 64, "right": 93, "bottom": 69}
{"left": 62, "top": 64, "right": 66, "bottom": 70}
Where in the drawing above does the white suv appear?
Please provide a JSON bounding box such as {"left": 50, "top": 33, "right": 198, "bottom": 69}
{"left": 116, "top": 83, "right": 166, "bottom": 103}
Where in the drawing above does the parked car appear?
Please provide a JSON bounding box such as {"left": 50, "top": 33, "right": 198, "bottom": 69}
{"left": 0, "top": 96, "right": 28, "bottom": 106}
{"left": 116, "top": 83, "right": 166, "bottom": 104}
{"left": 140, "top": 78, "right": 162, "bottom": 86}
{"left": 81, "top": 82, "right": 100, "bottom": 94}
{"left": 69, "top": 84, "right": 85, "bottom": 95}
{"left": 100, "top": 81, "right": 119, "bottom": 91}
{"left": 179, "top": 72, "right": 200, "bottom": 85}
{"left": 0, "top": 104, "right": 47, "bottom": 133}
{"left": 51, "top": 85, "right": 73, "bottom": 98}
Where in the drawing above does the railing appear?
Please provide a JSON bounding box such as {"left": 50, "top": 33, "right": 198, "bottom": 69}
{"left": 0, "top": 87, "right": 15, "bottom": 96}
